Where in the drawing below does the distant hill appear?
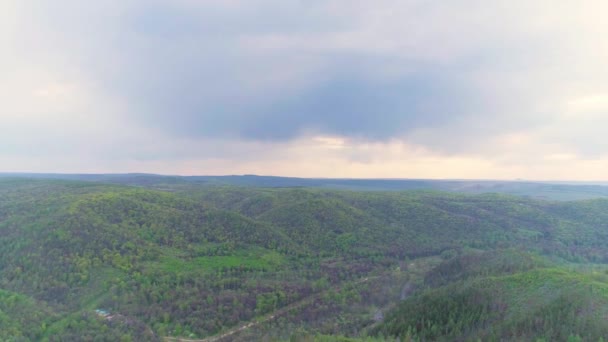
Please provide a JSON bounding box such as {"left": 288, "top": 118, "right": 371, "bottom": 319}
{"left": 3, "top": 172, "right": 608, "bottom": 200}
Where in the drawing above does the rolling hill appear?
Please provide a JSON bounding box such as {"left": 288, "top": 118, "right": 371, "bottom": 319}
{"left": 1, "top": 177, "right": 608, "bottom": 340}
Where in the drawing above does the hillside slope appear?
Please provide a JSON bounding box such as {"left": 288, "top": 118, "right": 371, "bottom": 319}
{"left": 374, "top": 251, "right": 608, "bottom": 341}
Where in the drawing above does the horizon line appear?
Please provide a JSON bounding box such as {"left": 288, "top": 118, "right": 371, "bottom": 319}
{"left": 2, "top": 172, "right": 608, "bottom": 185}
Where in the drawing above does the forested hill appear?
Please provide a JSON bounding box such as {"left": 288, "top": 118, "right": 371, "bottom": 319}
{"left": 3, "top": 173, "right": 608, "bottom": 200}
{"left": 2, "top": 178, "right": 608, "bottom": 340}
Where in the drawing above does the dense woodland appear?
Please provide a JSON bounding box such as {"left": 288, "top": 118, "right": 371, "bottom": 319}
{"left": 2, "top": 177, "right": 608, "bottom": 340}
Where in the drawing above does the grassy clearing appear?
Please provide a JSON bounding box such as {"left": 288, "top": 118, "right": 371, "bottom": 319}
{"left": 146, "top": 247, "right": 285, "bottom": 274}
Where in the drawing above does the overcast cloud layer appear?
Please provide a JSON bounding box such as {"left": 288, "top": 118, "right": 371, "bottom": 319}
{"left": 2, "top": 1, "right": 608, "bottom": 179}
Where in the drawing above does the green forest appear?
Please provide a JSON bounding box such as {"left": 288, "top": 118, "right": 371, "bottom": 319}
{"left": 2, "top": 176, "right": 608, "bottom": 341}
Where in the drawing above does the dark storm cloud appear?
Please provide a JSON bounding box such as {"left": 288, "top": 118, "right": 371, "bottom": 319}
{"left": 237, "top": 71, "right": 471, "bottom": 140}
{"left": 118, "top": 59, "right": 475, "bottom": 142}
{"left": 26, "top": 0, "right": 512, "bottom": 146}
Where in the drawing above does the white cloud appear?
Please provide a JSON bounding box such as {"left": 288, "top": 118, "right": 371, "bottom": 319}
{"left": 565, "top": 94, "right": 608, "bottom": 117}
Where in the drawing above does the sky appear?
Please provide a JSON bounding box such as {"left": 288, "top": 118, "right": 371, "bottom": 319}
{"left": 2, "top": 0, "right": 608, "bottom": 179}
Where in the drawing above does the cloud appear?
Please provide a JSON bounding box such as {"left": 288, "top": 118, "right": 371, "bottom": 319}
{"left": 17, "top": 1, "right": 553, "bottom": 142}
{"left": 2, "top": 0, "right": 608, "bottom": 178}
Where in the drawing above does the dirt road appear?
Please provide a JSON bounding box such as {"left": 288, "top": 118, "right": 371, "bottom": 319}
{"left": 164, "top": 275, "right": 377, "bottom": 342}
